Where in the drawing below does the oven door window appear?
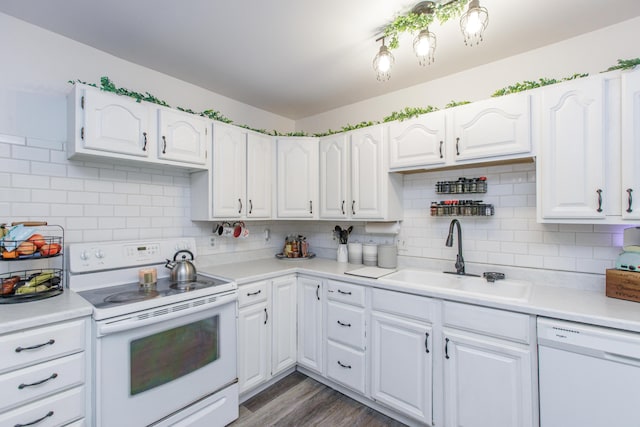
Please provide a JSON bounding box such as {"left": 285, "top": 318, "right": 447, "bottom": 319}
{"left": 130, "top": 315, "right": 219, "bottom": 395}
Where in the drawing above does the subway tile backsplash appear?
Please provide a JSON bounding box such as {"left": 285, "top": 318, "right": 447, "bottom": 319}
{"left": 0, "top": 133, "right": 628, "bottom": 285}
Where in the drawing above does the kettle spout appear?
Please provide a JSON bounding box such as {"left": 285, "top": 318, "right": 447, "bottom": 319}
{"left": 165, "top": 259, "right": 175, "bottom": 270}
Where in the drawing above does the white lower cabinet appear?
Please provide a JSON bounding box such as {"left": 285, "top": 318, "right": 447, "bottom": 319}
{"left": 237, "top": 277, "right": 297, "bottom": 395}
{"left": 297, "top": 276, "right": 323, "bottom": 374}
{"left": 442, "top": 301, "right": 535, "bottom": 427}
{"left": 370, "top": 288, "right": 436, "bottom": 425}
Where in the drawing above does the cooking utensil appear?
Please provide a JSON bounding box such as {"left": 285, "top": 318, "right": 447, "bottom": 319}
{"left": 165, "top": 250, "right": 197, "bottom": 283}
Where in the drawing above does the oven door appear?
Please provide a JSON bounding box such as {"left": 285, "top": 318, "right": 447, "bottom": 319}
{"left": 94, "top": 293, "right": 237, "bottom": 427}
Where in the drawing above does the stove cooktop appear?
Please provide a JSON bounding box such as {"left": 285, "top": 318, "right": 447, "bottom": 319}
{"left": 76, "top": 274, "right": 232, "bottom": 310}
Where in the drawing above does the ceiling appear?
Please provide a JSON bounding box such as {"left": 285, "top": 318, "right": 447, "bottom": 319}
{"left": 1, "top": 0, "right": 640, "bottom": 119}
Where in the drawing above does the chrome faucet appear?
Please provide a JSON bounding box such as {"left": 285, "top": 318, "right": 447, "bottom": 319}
{"left": 445, "top": 219, "right": 466, "bottom": 275}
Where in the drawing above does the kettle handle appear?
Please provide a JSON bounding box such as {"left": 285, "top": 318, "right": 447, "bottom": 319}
{"left": 173, "top": 249, "right": 195, "bottom": 261}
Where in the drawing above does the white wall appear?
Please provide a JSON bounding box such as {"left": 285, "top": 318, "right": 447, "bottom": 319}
{"left": 295, "top": 16, "right": 640, "bottom": 133}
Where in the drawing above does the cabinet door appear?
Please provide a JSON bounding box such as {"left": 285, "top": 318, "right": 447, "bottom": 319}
{"left": 238, "top": 301, "right": 269, "bottom": 394}
{"left": 276, "top": 138, "right": 319, "bottom": 218}
{"left": 622, "top": 69, "right": 640, "bottom": 220}
{"left": 388, "top": 111, "right": 446, "bottom": 169}
{"left": 350, "top": 126, "right": 384, "bottom": 219}
{"left": 212, "top": 124, "right": 246, "bottom": 218}
{"left": 82, "top": 89, "right": 152, "bottom": 158}
{"left": 451, "top": 93, "right": 531, "bottom": 162}
{"left": 319, "top": 135, "right": 349, "bottom": 219}
{"left": 538, "top": 76, "right": 606, "bottom": 220}
{"left": 271, "top": 276, "right": 297, "bottom": 376}
{"left": 246, "top": 133, "right": 273, "bottom": 218}
{"left": 371, "top": 312, "right": 433, "bottom": 425}
{"left": 297, "top": 277, "right": 323, "bottom": 374}
{"left": 443, "top": 330, "right": 533, "bottom": 427}
{"left": 157, "top": 109, "right": 208, "bottom": 165}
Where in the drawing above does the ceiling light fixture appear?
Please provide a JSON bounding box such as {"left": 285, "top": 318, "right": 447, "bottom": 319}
{"left": 460, "top": 0, "right": 489, "bottom": 46}
{"left": 373, "top": 37, "right": 395, "bottom": 82}
{"left": 374, "top": 0, "right": 489, "bottom": 80}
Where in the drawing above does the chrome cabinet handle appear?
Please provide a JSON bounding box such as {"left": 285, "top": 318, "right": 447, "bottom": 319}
{"left": 456, "top": 138, "right": 460, "bottom": 156}
{"left": 337, "top": 360, "right": 352, "bottom": 369}
{"left": 18, "top": 373, "right": 58, "bottom": 389}
{"left": 142, "top": 132, "right": 148, "bottom": 151}
{"left": 439, "top": 140, "right": 443, "bottom": 159}
{"left": 316, "top": 284, "right": 320, "bottom": 301}
{"left": 337, "top": 289, "right": 352, "bottom": 295}
{"left": 445, "top": 337, "right": 450, "bottom": 359}
{"left": 596, "top": 189, "right": 603, "bottom": 213}
{"left": 162, "top": 136, "right": 167, "bottom": 154}
{"left": 627, "top": 188, "right": 633, "bottom": 213}
{"left": 351, "top": 200, "right": 356, "bottom": 215}
{"left": 425, "top": 332, "right": 430, "bottom": 354}
{"left": 238, "top": 198, "right": 243, "bottom": 214}
{"left": 15, "top": 339, "right": 55, "bottom": 353}
{"left": 341, "top": 200, "right": 345, "bottom": 215}
{"left": 337, "top": 320, "right": 351, "bottom": 327}
{"left": 14, "top": 411, "right": 54, "bottom": 427}
{"left": 264, "top": 308, "right": 268, "bottom": 325}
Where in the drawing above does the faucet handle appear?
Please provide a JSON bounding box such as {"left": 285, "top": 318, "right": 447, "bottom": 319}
{"left": 483, "top": 272, "right": 505, "bottom": 282}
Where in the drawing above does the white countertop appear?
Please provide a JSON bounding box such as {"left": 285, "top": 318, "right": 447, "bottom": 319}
{"left": 197, "top": 257, "right": 640, "bottom": 334}
{"left": 0, "top": 290, "right": 93, "bottom": 335}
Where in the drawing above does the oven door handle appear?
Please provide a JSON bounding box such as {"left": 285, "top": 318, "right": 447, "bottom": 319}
{"left": 96, "top": 292, "right": 237, "bottom": 336}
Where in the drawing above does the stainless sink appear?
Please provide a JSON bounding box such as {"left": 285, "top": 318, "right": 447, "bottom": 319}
{"left": 381, "top": 269, "right": 531, "bottom": 302}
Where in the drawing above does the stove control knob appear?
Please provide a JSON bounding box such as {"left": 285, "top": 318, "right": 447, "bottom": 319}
{"left": 80, "top": 250, "right": 90, "bottom": 261}
{"left": 95, "top": 249, "right": 105, "bottom": 259}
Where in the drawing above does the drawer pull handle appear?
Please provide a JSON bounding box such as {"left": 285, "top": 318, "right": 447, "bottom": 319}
{"left": 247, "top": 289, "right": 262, "bottom": 296}
{"left": 439, "top": 140, "right": 443, "bottom": 159}
{"left": 351, "top": 200, "right": 356, "bottom": 216}
{"left": 596, "top": 189, "right": 603, "bottom": 213}
{"left": 425, "top": 332, "right": 430, "bottom": 354}
{"left": 341, "top": 200, "right": 345, "bottom": 215}
{"left": 337, "top": 320, "right": 351, "bottom": 327}
{"left": 309, "top": 200, "right": 313, "bottom": 214}
{"left": 18, "top": 373, "right": 58, "bottom": 389}
{"left": 238, "top": 198, "right": 243, "bottom": 214}
{"left": 456, "top": 137, "right": 460, "bottom": 156}
{"left": 316, "top": 284, "right": 320, "bottom": 301}
{"left": 162, "top": 136, "right": 167, "bottom": 154}
{"left": 337, "top": 360, "right": 352, "bottom": 369}
{"left": 337, "top": 289, "right": 352, "bottom": 295}
{"left": 14, "top": 410, "right": 54, "bottom": 427}
{"left": 142, "top": 132, "right": 148, "bottom": 151}
{"left": 15, "top": 339, "right": 55, "bottom": 353}
{"left": 627, "top": 188, "right": 633, "bottom": 213}
{"left": 264, "top": 308, "right": 268, "bottom": 325}
{"left": 249, "top": 199, "right": 253, "bottom": 214}
{"left": 445, "top": 337, "right": 450, "bottom": 359}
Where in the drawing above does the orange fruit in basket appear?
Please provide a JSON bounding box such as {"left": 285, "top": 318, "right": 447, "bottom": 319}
{"left": 27, "top": 233, "right": 46, "bottom": 249}
{"left": 40, "top": 243, "right": 61, "bottom": 256}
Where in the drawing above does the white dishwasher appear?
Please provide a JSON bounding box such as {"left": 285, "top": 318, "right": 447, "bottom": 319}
{"left": 537, "top": 317, "right": 640, "bottom": 427}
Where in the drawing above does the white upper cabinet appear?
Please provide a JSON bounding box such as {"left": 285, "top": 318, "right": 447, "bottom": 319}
{"left": 157, "top": 109, "right": 208, "bottom": 165}
{"left": 388, "top": 111, "right": 446, "bottom": 169}
{"left": 319, "top": 125, "right": 403, "bottom": 220}
{"left": 319, "top": 134, "right": 349, "bottom": 218}
{"left": 246, "top": 133, "right": 274, "bottom": 218}
{"left": 451, "top": 93, "right": 531, "bottom": 163}
{"left": 212, "top": 123, "right": 247, "bottom": 218}
{"left": 276, "top": 137, "right": 319, "bottom": 219}
{"left": 537, "top": 73, "right": 612, "bottom": 221}
{"left": 67, "top": 84, "right": 209, "bottom": 169}
{"left": 621, "top": 69, "right": 640, "bottom": 220}
{"left": 69, "top": 85, "right": 153, "bottom": 159}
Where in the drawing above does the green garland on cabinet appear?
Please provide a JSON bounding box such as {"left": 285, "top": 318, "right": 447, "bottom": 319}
{"left": 68, "top": 58, "right": 639, "bottom": 139}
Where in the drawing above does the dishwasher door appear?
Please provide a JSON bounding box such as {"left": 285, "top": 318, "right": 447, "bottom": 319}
{"left": 537, "top": 317, "right": 640, "bottom": 427}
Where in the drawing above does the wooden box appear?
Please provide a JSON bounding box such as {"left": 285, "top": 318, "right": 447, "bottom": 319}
{"left": 606, "top": 269, "right": 640, "bottom": 302}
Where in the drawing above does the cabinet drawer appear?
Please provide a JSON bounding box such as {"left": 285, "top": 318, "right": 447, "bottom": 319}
{"left": 326, "top": 341, "right": 366, "bottom": 394}
{"left": 371, "top": 288, "right": 437, "bottom": 322}
{"left": 238, "top": 281, "right": 268, "bottom": 308}
{"left": 0, "top": 319, "right": 86, "bottom": 374}
{"left": 443, "top": 301, "right": 530, "bottom": 344}
{"left": 0, "top": 352, "right": 85, "bottom": 413}
{"left": 327, "top": 280, "right": 365, "bottom": 307}
{"left": 326, "top": 302, "right": 365, "bottom": 350}
{"left": 0, "top": 386, "right": 85, "bottom": 427}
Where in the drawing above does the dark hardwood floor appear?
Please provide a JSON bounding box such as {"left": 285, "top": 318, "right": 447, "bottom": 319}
{"left": 230, "top": 371, "right": 407, "bottom": 427}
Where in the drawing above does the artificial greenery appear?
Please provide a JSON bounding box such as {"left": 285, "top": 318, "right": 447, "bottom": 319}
{"left": 383, "top": 106, "right": 438, "bottom": 122}
{"left": 69, "top": 58, "right": 640, "bottom": 139}
{"left": 606, "top": 58, "right": 640, "bottom": 71}
{"left": 384, "top": 0, "right": 469, "bottom": 49}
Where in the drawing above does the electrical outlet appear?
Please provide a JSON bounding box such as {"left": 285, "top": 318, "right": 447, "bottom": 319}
{"left": 210, "top": 236, "right": 216, "bottom": 247}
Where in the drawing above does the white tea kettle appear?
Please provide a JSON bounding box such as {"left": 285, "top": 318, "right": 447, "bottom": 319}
{"left": 165, "top": 250, "right": 197, "bottom": 283}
